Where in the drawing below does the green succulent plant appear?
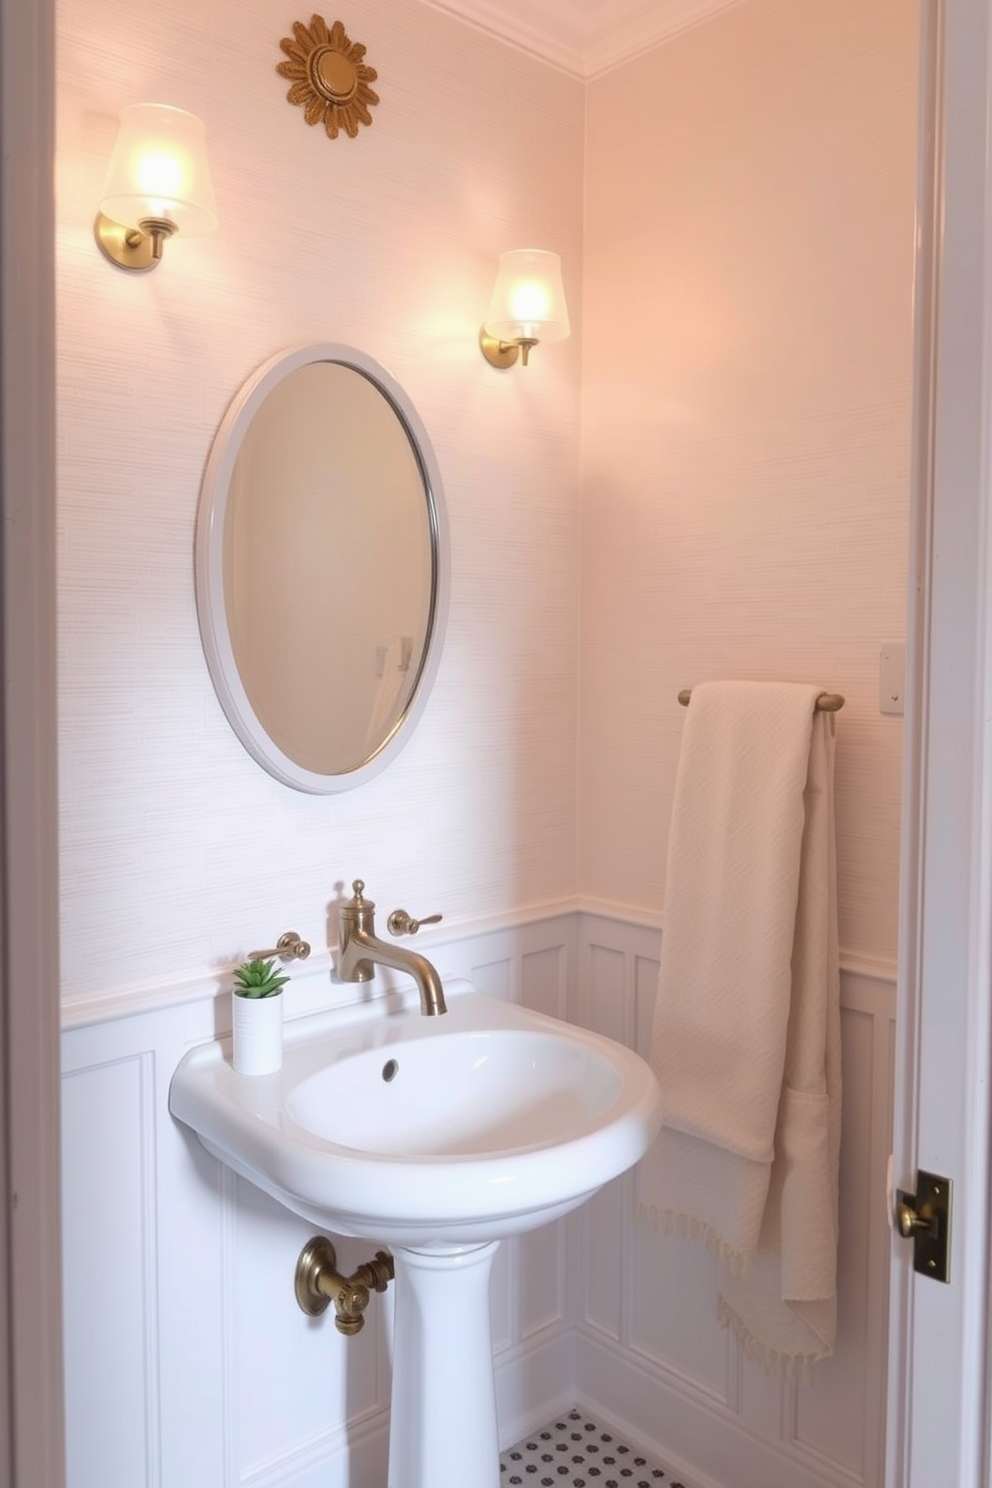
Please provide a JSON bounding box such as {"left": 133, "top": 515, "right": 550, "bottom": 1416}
{"left": 232, "top": 956, "right": 290, "bottom": 999}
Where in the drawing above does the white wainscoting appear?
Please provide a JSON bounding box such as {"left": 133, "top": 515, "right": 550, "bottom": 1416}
{"left": 60, "top": 915, "right": 578, "bottom": 1488}
{"left": 60, "top": 909, "right": 895, "bottom": 1488}
{"left": 571, "top": 913, "right": 896, "bottom": 1488}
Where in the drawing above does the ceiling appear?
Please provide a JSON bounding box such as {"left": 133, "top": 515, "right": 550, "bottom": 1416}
{"left": 418, "top": 0, "right": 745, "bottom": 78}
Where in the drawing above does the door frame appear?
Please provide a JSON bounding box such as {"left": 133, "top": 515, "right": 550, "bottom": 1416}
{"left": 887, "top": 0, "right": 992, "bottom": 1482}
{"left": 1, "top": 0, "right": 64, "bottom": 1481}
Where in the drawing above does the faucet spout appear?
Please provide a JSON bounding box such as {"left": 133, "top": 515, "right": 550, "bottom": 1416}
{"left": 342, "top": 928, "right": 447, "bottom": 1016}
{"left": 338, "top": 881, "right": 447, "bottom": 1017}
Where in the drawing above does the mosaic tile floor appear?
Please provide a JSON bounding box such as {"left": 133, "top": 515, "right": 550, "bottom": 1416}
{"left": 500, "top": 1410, "right": 687, "bottom": 1488}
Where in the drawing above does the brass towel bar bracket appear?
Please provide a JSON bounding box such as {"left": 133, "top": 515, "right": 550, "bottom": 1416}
{"left": 677, "top": 688, "right": 845, "bottom": 713}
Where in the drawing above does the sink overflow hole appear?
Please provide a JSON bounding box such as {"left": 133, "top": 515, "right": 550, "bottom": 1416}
{"left": 382, "top": 1059, "right": 399, "bottom": 1082}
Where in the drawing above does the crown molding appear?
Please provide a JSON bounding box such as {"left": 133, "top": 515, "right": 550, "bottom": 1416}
{"left": 416, "top": 0, "right": 746, "bottom": 79}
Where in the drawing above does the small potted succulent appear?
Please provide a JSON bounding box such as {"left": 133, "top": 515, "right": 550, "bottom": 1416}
{"left": 231, "top": 956, "right": 290, "bottom": 1075}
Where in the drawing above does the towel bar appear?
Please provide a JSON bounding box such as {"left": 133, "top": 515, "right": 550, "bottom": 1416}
{"left": 677, "top": 688, "right": 845, "bottom": 712}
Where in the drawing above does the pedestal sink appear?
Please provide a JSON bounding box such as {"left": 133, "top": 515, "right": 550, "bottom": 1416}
{"left": 169, "top": 979, "right": 662, "bottom": 1488}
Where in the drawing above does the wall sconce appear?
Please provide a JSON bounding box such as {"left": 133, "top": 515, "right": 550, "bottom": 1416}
{"left": 479, "top": 249, "right": 570, "bottom": 368}
{"left": 94, "top": 104, "right": 218, "bottom": 272}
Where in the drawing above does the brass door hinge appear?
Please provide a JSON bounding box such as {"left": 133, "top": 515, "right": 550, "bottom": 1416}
{"left": 895, "top": 1170, "right": 952, "bottom": 1283}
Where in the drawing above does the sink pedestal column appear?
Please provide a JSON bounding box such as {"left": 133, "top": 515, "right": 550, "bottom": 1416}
{"left": 387, "top": 1241, "right": 501, "bottom": 1488}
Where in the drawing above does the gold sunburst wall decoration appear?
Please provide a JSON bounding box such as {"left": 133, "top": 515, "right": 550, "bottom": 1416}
{"left": 277, "top": 15, "right": 379, "bottom": 139}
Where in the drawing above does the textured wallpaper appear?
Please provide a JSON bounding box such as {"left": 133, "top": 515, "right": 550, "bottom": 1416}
{"left": 579, "top": 0, "right": 917, "bottom": 961}
{"left": 57, "top": 0, "right": 916, "bottom": 1005}
{"left": 56, "top": 0, "right": 583, "bottom": 1000}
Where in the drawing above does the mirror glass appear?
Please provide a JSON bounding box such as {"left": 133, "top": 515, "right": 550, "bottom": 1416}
{"left": 195, "top": 344, "right": 449, "bottom": 792}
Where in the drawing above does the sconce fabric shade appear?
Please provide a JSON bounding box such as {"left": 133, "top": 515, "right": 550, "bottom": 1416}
{"left": 99, "top": 104, "right": 218, "bottom": 238}
{"left": 484, "top": 249, "right": 570, "bottom": 347}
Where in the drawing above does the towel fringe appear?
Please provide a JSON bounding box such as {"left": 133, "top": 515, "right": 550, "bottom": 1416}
{"left": 716, "top": 1295, "right": 825, "bottom": 1385}
{"left": 636, "top": 1202, "right": 753, "bottom": 1277}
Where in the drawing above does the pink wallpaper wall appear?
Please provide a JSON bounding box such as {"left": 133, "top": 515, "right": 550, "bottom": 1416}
{"left": 55, "top": 0, "right": 583, "bottom": 1002}
{"left": 56, "top": 0, "right": 917, "bottom": 1003}
{"left": 579, "top": 0, "right": 918, "bottom": 962}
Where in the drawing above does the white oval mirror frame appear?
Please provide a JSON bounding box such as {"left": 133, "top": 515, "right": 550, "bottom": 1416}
{"left": 195, "top": 344, "right": 450, "bottom": 793}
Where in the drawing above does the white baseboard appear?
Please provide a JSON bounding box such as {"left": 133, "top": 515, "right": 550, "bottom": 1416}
{"left": 240, "top": 1405, "right": 389, "bottom": 1488}
{"left": 573, "top": 1378, "right": 727, "bottom": 1488}
{"left": 576, "top": 1327, "right": 862, "bottom": 1488}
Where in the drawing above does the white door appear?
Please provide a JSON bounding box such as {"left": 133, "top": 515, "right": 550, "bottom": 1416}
{"left": 886, "top": 1, "right": 992, "bottom": 1482}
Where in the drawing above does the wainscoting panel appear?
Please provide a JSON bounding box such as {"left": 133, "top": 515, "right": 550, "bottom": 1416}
{"left": 792, "top": 972, "right": 894, "bottom": 1480}
{"left": 61, "top": 1052, "right": 161, "bottom": 1488}
{"left": 580, "top": 943, "right": 629, "bottom": 1043}
{"left": 520, "top": 1221, "right": 567, "bottom": 1340}
{"left": 574, "top": 916, "right": 897, "bottom": 1488}
{"left": 60, "top": 916, "right": 576, "bottom": 1488}
{"left": 223, "top": 1176, "right": 388, "bottom": 1481}
{"left": 628, "top": 1216, "right": 735, "bottom": 1405}
{"left": 579, "top": 1178, "right": 626, "bottom": 1341}
{"left": 61, "top": 911, "right": 893, "bottom": 1488}
{"left": 521, "top": 943, "right": 570, "bottom": 1021}
{"left": 491, "top": 1234, "right": 516, "bottom": 1356}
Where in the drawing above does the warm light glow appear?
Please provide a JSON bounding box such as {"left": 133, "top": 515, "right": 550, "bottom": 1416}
{"left": 99, "top": 104, "right": 218, "bottom": 236}
{"left": 484, "top": 249, "right": 570, "bottom": 348}
{"left": 507, "top": 279, "right": 551, "bottom": 330}
{"left": 134, "top": 149, "right": 186, "bottom": 206}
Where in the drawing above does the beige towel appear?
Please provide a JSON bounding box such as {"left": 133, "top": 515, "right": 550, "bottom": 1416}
{"left": 638, "top": 680, "right": 841, "bottom": 1378}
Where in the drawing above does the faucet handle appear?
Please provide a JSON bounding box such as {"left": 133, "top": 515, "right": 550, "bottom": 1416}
{"left": 248, "top": 930, "right": 311, "bottom": 963}
{"left": 386, "top": 908, "right": 443, "bottom": 937}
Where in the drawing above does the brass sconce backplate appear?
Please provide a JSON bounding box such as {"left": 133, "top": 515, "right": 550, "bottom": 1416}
{"left": 478, "top": 329, "right": 521, "bottom": 370}
{"left": 93, "top": 214, "right": 167, "bottom": 272}
{"left": 277, "top": 15, "right": 379, "bottom": 139}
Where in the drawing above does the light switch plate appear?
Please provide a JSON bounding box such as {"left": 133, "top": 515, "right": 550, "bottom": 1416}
{"left": 879, "top": 640, "right": 906, "bottom": 715}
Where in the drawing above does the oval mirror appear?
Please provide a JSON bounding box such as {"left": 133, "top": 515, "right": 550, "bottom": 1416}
{"left": 195, "top": 344, "right": 449, "bottom": 792}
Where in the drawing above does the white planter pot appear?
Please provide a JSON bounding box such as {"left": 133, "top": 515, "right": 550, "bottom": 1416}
{"left": 232, "top": 991, "right": 283, "bottom": 1075}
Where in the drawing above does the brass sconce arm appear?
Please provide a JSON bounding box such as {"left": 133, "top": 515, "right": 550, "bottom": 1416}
{"left": 94, "top": 214, "right": 178, "bottom": 272}
{"left": 479, "top": 330, "right": 539, "bottom": 369}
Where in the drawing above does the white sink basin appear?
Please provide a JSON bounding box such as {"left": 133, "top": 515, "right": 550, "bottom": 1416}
{"left": 290, "top": 1028, "right": 624, "bottom": 1152}
{"left": 170, "top": 978, "right": 662, "bottom": 1488}
{"left": 169, "top": 979, "right": 661, "bottom": 1246}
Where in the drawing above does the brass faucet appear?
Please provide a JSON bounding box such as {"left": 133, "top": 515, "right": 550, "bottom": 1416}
{"left": 338, "top": 880, "right": 447, "bottom": 1016}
